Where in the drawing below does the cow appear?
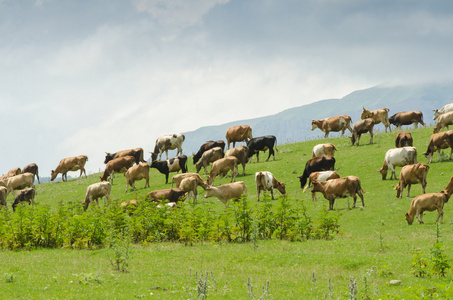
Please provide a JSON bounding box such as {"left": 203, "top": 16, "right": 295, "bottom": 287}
{"left": 0, "top": 186, "right": 7, "bottom": 206}
{"left": 51, "top": 155, "right": 88, "bottom": 182}
{"left": 350, "top": 118, "right": 375, "bottom": 146}
{"left": 195, "top": 147, "right": 224, "bottom": 174}
{"left": 0, "top": 167, "right": 21, "bottom": 181}
{"left": 298, "top": 156, "right": 336, "bottom": 188}
{"left": 311, "top": 115, "right": 353, "bottom": 138}
{"left": 171, "top": 173, "right": 208, "bottom": 190}
{"left": 204, "top": 181, "right": 247, "bottom": 204}
{"left": 120, "top": 199, "right": 139, "bottom": 209}
{"left": 206, "top": 156, "right": 239, "bottom": 186}
{"left": 433, "top": 103, "right": 453, "bottom": 120}
{"left": 193, "top": 140, "right": 226, "bottom": 164}
{"left": 225, "top": 146, "right": 249, "bottom": 176}
{"left": 151, "top": 155, "right": 188, "bottom": 184}
{"left": 100, "top": 156, "right": 136, "bottom": 183}
{"left": 125, "top": 162, "right": 150, "bottom": 192}
{"left": 389, "top": 111, "right": 425, "bottom": 129}
{"left": 5, "top": 173, "right": 35, "bottom": 197}
{"left": 82, "top": 181, "right": 112, "bottom": 211}
{"left": 255, "top": 171, "right": 286, "bottom": 201}
{"left": 302, "top": 171, "right": 341, "bottom": 201}
{"left": 361, "top": 107, "right": 391, "bottom": 133}
{"left": 225, "top": 125, "right": 252, "bottom": 149}
{"left": 179, "top": 177, "right": 199, "bottom": 201}
{"left": 378, "top": 147, "right": 418, "bottom": 180}
{"left": 148, "top": 188, "right": 186, "bottom": 203}
{"left": 312, "top": 143, "right": 338, "bottom": 158}
{"left": 405, "top": 191, "right": 450, "bottom": 225}
{"left": 433, "top": 111, "right": 453, "bottom": 133}
{"left": 311, "top": 176, "right": 365, "bottom": 210}
{"left": 104, "top": 148, "right": 145, "bottom": 165}
{"left": 22, "top": 163, "right": 40, "bottom": 184}
{"left": 246, "top": 135, "right": 278, "bottom": 163}
{"left": 422, "top": 130, "right": 453, "bottom": 163}
{"left": 151, "top": 133, "right": 185, "bottom": 161}
{"left": 11, "top": 187, "right": 36, "bottom": 212}
{"left": 395, "top": 131, "right": 413, "bottom": 148}
{"left": 394, "top": 163, "right": 430, "bottom": 198}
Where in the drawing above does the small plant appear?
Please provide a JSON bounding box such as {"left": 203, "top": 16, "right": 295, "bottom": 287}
{"left": 412, "top": 248, "right": 429, "bottom": 278}
{"left": 429, "top": 225, "right": 450, "bottom": 277}
{"left": 109, "top": 228, "right": 131, "bottom": 273}
{"left": 4, "top": 272, "right": 15, "bottom": 283}
{"left": 198, "top": 272, "right": 209, "bottom": 299}
{"left": 348, "top": 277, "right": 357, "bottom": 300}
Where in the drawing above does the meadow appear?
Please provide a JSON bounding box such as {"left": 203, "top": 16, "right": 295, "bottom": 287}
{"left": 1, "top": 125, "right": 453, "bottom": 299}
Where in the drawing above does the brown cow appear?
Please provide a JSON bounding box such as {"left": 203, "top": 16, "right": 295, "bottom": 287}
{"left": 193, "top": 140, "right": 226, "bottom": 164}
{"left": 311, "top": 115, "right": 352, "bottom": 138}
{"left": 225, "top": 125, "right": 252, "bottom": 149}
{"left": 312, "top": 143, "right": 338, "bottom": 158}
{"left": 361, "top": 107, "right": 391, "bottom": 133}
{"left": 225, "top": 145, "right": 249, "bottom": 176}
{"left": 350, "top": 118, "right": 374, "bottom": 146}
{"left": 395, "top": 131, "right": 413, "bottom": 148}
{"left": 104, "top": 148, "right": 145, "bottom": 165}
{"left": 125, "top": 162, "right": 150, "bottom": 192}
{"left": 302, "top": 171, "right": 341, "bottom": 201}
{"left": 207, "top": 156, "right": 239, "bottom": 186}
{"left": 422, "top": 130, "right": 453, "bottom": 163}
{"left": 433, "top": 111, "right": 453, "bottom": 133}
{"left": 51, "top": 155, "right": 88, "bottom": 182}
{"left": 22, "top": 163, "right": 40, "bottom": 184}
{"left": 405, "top": 191, "right": 450, "bottom": 225}
{"left": 311, "top": 176, "right": 365, "bottom": 210}
{"left": 255, "top": 171, "right": 286, "bottom": 201}
{"left": 12, "top": 187, "right": 36, "bottom": 212}
{"left": 195, "top": 147, "right": 224, "bottom": 174}
{"left": 148, "top": 188, "right": 186, "bottom": 203}
{"left": 389, "top": 111, "right": 425, "bottom": 129}
{"left": 394, "top": 163, "right": 430, "bottom": 198}
{"left": 100, "top": 156, "right": 136, "bottom": 183}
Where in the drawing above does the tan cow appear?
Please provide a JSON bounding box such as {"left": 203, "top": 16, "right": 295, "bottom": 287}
{"left": 179, "top": 177, "right": 199, "bottom": 201}
{"left": 389, "top": 111, "right": 425, "bottom": 129}
{"left": 395, "top": 131, "right": 413, "bottom": 148}
{"left": 405, "top": 191, "right": 449, "bottom": 225}
{"left": 204, "top": 181, "right": 247, "bottom": 204}
{"left": 206, "top": 156, "right": 239, "bottom": 186}
{"left": 433, "top": 111, "right": 453, "bottom": 133}
{"left": 302, "top": 171, "right": 341, "bottom": 201}
{"left": 100, "top": 156, "right": 135, "bottom": 183}
{"left": 225, "top": 145, "right": 249, "bottom": 176}
{"left": 0, "top": 167, "right": 22, "bottom": 181}
{"left": 195, "top": 147, "right": 224, "bottom": 174}
{"left": 51, "top": 155, "right": 88, "bottom": 182}
{"left": 361, "top": 107, "right": 391, "bottom": 133}
{"left": 350, "top": 118, "right": 374, "bottom": 146}
{"left": 22, "top": 163, "right": 40, "bottom": 184}
{"left": 6, "top": 173, "right": 35, "bottom": 197}
{"left": 422, "top": 130, "right": 453, "bottom": 163}
{"left": 83, "top": 181, "right": 112, "bottom": 211}
{"left": 312, "top": 143, "right": 338, "bottom": 158}
{"left": 171, "top": 173, "right": 208, "bottom": 190}
{"left": 311, "top": 115, "right": 353, "bottom": 138}
{"left": 394, "top": 163, "right": 430, "bottom": 198}
{"left": 255, "top": 171, "right": 286, "bottom": 201}
{"left": 311, "top": 176, "right": 365, "bottom": 210}
{"left": 125, "top": 162, "right": 150, "bottom": 192}
{"left": 225, "top": 125, "right": 252, "bottom": 149}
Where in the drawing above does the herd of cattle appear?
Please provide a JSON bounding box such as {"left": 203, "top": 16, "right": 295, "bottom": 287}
{"left": 2, "top": 103, "right": 453, "bottom": 225}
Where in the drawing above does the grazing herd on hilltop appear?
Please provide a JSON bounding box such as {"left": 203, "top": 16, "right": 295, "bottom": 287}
{"left": 2, "top": 104, "right": 453, "bottom": 225}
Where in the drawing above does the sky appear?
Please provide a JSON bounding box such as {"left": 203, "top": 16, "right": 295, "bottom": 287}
{"left": 1, "top": 0, "right": 453, "bottom": 179}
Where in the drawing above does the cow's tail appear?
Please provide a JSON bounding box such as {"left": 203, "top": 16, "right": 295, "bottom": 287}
{"left": 357, "top": 179, "right": 366, "bottom": 194}
{"left": 275, "top": 136, "right": 279, "bottom": 153}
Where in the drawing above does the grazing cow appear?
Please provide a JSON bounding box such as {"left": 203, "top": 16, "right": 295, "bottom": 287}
{"left": 422, "top": 130, "right": 453, "bottom": 163}
{"left": 193, "top": 140, "right": 226, "bottom": 164}
{"left": 82, "top": 181, "right": 112, "bottom": 211}
{"left": 0, "top": 186, "right": 7, "bottom": 206}
{"left": 206, "top": 156, "right": 239, "bottom": 186}
{"left": 171, "top": 173, "right": 208, "bottom": 190}
{"left": 204, "top": 181, "right": 247, "bottom": 204}
{"left": 298, "top": 156, "right": 336, "bottom": 188}
{"left": 6, "top": 173, "right": 35, "bottom": 197}
{"left": 12, "top": 188, "right": 36, "bottom": 212}
{"left": 148, "top": 188, "right": 186, "bottom": 203}
{"left": 0, "top": 167, "right": 22, "bottom": 181}
{"left": 255, "top": 171, "right": 286, "bottom": 201}
{"left": 151, "top": 155, "right": 188, "bottom": 184}
{"left": 433, "top": 111, "right": 453, "bottom": 133}
{"left": 311, "top": 176, "right": 365, "bottom": 210}
{"left": 195, "top": 147, "right": 224, "bottom": 174}
{"left": 225, "top": 145, "right": 249, "bottom": 176}
{"left": 125, "top": 162, "right": 150, "bottom": 192}
{"left": 389, "top": 111, "right": 425, "bottom": 129}
{"left": 51, "top": 155, "right": 88, "bottom": 182}
{"left": 395, "top": 131, "right": 413, "bottom": 148}
{"left": 405, "top": 191, "right": 450, "bottom": 225}
{"left": 394, "top": 163, "right": 430, "bottom": 198}
{"left": 312, "top": 143, "right": 338, "bottom": 158}
{"left": 179, "top": 177, "right": 199, "bottom": 201}
{"left": 350, "top": 118, "right": 375, "bottom": 146}
{"left": 104, "top": 148, "right": 145, "bottom": 165}
{"left": 225, "top": 125, "right": 252, "bottom": 149}
{"left": 100, "top": 156, "right": 136, "bottom": 183}
{"left": 247, "top": 135, "right": 278, "bottom": 163}
{"left": 311, "top": 115, "right": 353, "bottom": 138}
{"left": 302, "top": 171, "right": 341, "bottom": 201}
{"left": 433, "top": 103, "right": 453, "bottom": 120}
{"left": 361, "top": 107, "right": 391, "bottom": 132}
{"left": 22, "top": 163, "right": 40, "bottom": 184}
{"left": 378, "top": 147, "right": 418, "bottom": 180}
{"left": 151, "top": 133, "right": 185, "bottom": 161}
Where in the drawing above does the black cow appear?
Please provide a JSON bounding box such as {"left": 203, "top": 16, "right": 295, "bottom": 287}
{"left": 104, "top": 148, "right": 145, "bottom": 165}
{"left": 298, "top": 156, "right": 336, "bottom": 188}
{"left": 247, "top": 135, "right": 278, "bottom": 163}
{"left": 193, "top": 140, "right": 226, "bottom": 164}
{"left": 12, "top": 187, "right": 36, "bottom": 212}
{"left": 151, "top": 155, "right": 188, "bottom": 184}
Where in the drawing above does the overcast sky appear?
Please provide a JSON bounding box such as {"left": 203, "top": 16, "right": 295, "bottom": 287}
{"left": 1, "top": 0, "right": 453, "bottom": 179}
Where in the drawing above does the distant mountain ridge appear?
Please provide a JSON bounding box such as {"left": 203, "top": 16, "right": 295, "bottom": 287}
{"left": 183, "top": 82, "right": 453, "bottom": 153}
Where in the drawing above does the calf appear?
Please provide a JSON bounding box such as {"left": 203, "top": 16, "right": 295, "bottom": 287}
{"left": 12, "top": 188, "right": 36, "bottom": 212}
{"left": 83, "top": 182, "right": 112, "bottom": 211}
{"left": 433, "top": 111, "right": 453, "bottom": 133}
{"left": 148, "top": 188, "right": 186, "bottom": 203}
{"left": 207, "top": 156, "right": 239, "bottom": 186}
{"left": 422, "top": 130, "right": 453, "bottom": 163}
{"left": 405, "top": 191, "right": 450, "bottom": 225}
{"left": 204, "top": 181, "right": 247, "bottom": 204}
{"left": 179, "top": 177, "right": 199, "bottom": 201}
{"left": 22, "top": 163, "right": 40, "bottom": 184}
{"left": 361, "top": 107, "right": 391, "bottom": 132}
{"left": 298, "top": 155, "right": 335, "bottom": 188}
{"left": 255, "top": 171, "right": 286, "bottom": 201}
{"left": 395, "top": 131, "right": 413, "bottom": 148}
{"left": 193, "top": 140, "right": 225, "bottom": 164}
{"left": 6, "top": 173, "right": 35, "bottom": 197}
{"left": 302, "top": 171, "right": 341, "bottom": 201}
{"left": 151, "top": 155, "right": 188, "bottom": 184}
{"left": 311, "top": 176, "right": 365, "bottom": 210}
{"left": 225, "top": 145, "right": 249, "bottom": 176}
{"left": 350, "top": 118, "right": 374, "bottom": 146}
{"left": 171, "top": 173, "right": 208, "bottom": 190}
{"left": 433, "top": 103, "right": 453, "bottom": 120}
{"left": 394, "top": 163, "right": 430, "bottom": 198}
{"left": 125, "top": 162, "right": 150, "bottom": 192}
{"left": 246, "top": 135, "right": 278, "bottom": 162}
{"left": 195, "top": 147, "right": 224, "bottom": 174}
{"left": 378, "top": 147, "right": 417, "bottom": 180}
{"left": 389, "top": 111, "right": 425, "bottom": 129}
{"left": 100, "top": 156, "right": 136, "bottom": 183}
{"left": 312, "top": 143, "right": 338, "bottom": 158}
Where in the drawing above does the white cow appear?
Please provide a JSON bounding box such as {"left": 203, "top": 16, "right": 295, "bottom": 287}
{"left": 433, "top": 103, "right": 453, "bottom": 120}
{"left": 378, "top": 147, "right": 417, "bottom": 180}
{"left": 151, "top": 133, "right": 185, "bottom": 161}
{"left": 255, "top": 171, "right": 286, "bottom": 201}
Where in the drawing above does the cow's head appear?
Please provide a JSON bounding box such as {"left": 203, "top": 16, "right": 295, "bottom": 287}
{"left": 405, "top": 212, "right": 414, "bottom": 225}
{"left": 277, "top": 181, "right": 286, "bottom": 195}
{"left": 394, "top": 183, "right": 402, "bottom": 198}
{"left": 311, "top": 120, "right": 318, "bottom": 131}
{"left": 361, "top": 107, "right": 372, "bottom": 120}
{"left": 104, "top": 152, "right": 114, "bottom": 164}
{"left": 50, "top": 170, "right": 58, "bottom": 181}
{"left": 150, "top": 152, "right": 158, "bottom": 162}
{"left": 377, "top": 166, "right": 388, "bottom": 180}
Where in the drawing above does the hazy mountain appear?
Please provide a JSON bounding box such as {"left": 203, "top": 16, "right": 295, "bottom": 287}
{"left": 183, "top": 82, "right": 453, "bottom": 153}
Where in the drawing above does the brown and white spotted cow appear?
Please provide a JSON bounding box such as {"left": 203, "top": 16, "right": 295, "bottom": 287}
{"left": 151, "top": 134, "right": 185, "bottom": 161}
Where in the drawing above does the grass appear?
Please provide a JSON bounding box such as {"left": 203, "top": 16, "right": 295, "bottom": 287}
{"left": 1, "top": 125, "right": 453, "bottom": 299}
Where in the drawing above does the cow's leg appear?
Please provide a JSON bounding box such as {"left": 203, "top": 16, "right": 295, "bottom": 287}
{"left": 356, "top": 135, "right": 361, "bottom": 147}
{"left": 436, "top": 208, "right": 444, "bottom": 224}
{"left": 256, "top": 152, "right": 260, "bottom": 163}
{"left": 241, "top": 164, "right": 246, "bottom": 176}
{"left": 257, "top": 187, "right": 261, "bottom": 202}
{"left": 165, "top": 173, "right": 169, "bottom": 184}
{"left": 329, "top": 199, "right": 334, "bottom": 210}
{"left": 416, "top": 210, "right": 424, "bottom": 224}
{"left": 421, "top": 182, "right": 426, "bottom": 194}
{"left": 270, "top": 188, "right": 274, "bottom": 200}
{"left": 267, "top": 148, "right": 274, "bottom": 162}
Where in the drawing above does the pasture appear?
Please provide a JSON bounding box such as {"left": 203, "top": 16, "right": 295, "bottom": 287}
{"left": 1, "top": 126, "right": 453, "bottom": 299}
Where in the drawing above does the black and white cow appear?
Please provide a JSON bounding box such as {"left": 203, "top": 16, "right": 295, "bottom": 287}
{"left": 151, "top": 155, "right": 188, "bottom": 184}
{"left": 193, "top": 140, "right": 226, "bottom": 164}
{"left": 151, "top": 134, "right": 185, "bottom": 161}
{"left": 246, "top": 135, "right": 278, "bottom": 163}
{"left": 298, "top": 155, "right": 336, "bottom": 188}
